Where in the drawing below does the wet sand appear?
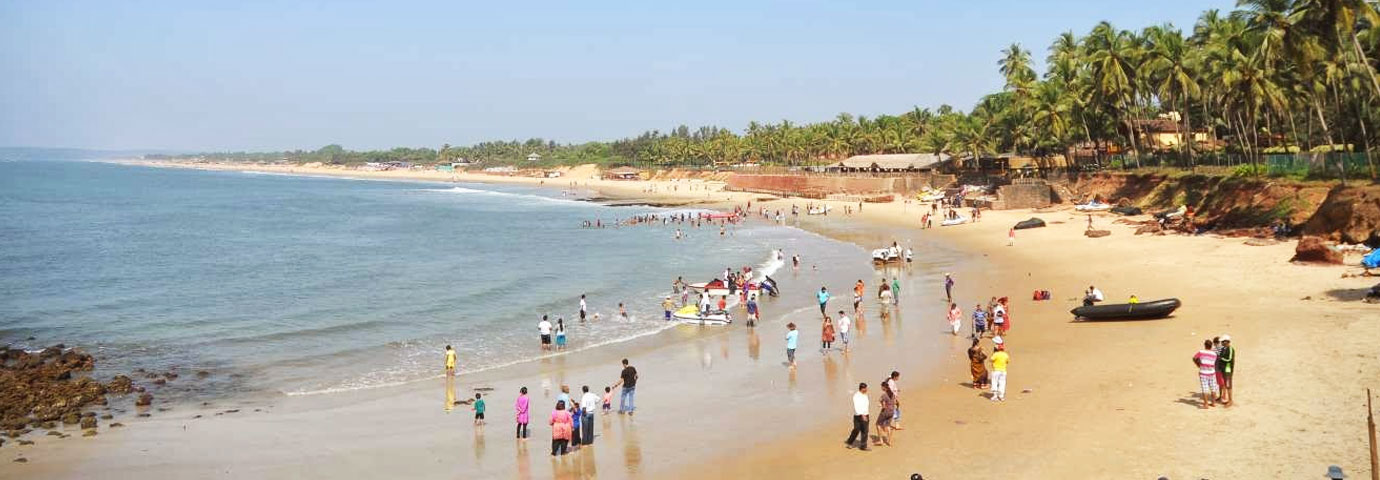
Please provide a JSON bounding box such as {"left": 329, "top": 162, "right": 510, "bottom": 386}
{"left": 15, "top": 160, "right": 1379, "bottom": 479}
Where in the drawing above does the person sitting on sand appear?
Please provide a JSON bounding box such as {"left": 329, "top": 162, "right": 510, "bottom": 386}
{"left": 968, "top": 339, "right": 989, "bottom": 389}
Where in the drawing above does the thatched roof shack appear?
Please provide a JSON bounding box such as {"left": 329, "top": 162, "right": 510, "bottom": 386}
{"left": 827, "top": 153, "right": 951, "bottom": 173}
{"left": 603, "top": 166, "right": 643, "bottom": 180}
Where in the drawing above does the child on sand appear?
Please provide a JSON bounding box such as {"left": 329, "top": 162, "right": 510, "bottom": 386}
{"left": 515, "top": 387, "right": 531, "bottom": 439}
{"left": 601, "top": 387, "right": 613, "bottom": 413}
{"left": 473, "top": 393, "right": 486, "bottom": 426}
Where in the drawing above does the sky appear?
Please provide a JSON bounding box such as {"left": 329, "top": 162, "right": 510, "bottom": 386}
{"left": 0, "top": 0, "right": 1234, "bottom": 152}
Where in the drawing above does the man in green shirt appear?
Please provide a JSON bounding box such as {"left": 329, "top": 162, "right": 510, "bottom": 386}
{"left": 1216, "top": 335, "right": 1235, "bottom": 406}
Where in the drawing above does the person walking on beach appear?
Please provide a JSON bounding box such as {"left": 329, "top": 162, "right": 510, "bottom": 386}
{"left": 601, "top": 387, "right": 613, "bottom": 413}
{"left": 785, "top": 322, "right": 799, "bottom": 367}
{"left": 579, "top": 386, "right": 599, "bottom": 444}
{"left": 836, "top": 311, "right": 853, "bottom": 352}
{"left": 876, "top": 380, "right": 897, "bottom": 446}
{"left": 611, "top": 358, "right": 638, "bottom": 415}
{"left": 972, "top": 303, "right": 988, "bottom": 339}
{"left": 891, "top": 278, "right": 901, "bottom": 303}
{"left": 579, "top": 294, "right": 588, "bottom": 322}
{"left": 1192, "top": 339, "right": 1219, "bottom": 408}
{"left": 550, "top": 400, "right": 573, "bottom": 456}
{"left": 944, "top": 273, "right": 955, "bottom": 302}
{"left": 538, "top": 316, "right": 553, "bottom": 351}
{"left": 968, "top": 339, "right": 990, "bottom": 389}
{"left": 1217, "top": 335, "right": 1235, "bottom": 406}
{"left": 947, "top": 303, "right": 962, "bottom": 336}
{"left": 745, "top": 294, "right": 759, "bottom": 327}
{"left": 817, "top": 287, "right": 831, "bottom": 317}
{"left": 1008, "top": 227, "right": 1015, "bottom": 246}
{"left": 555, "top": 319, "right": 567, "bottom": 350}
{"left": 821, "top": 317, "right": 836, "bottom": 351}
{"left": 444, "top": 345, "right": 458, "bottom": 376}
{"left": 846, "top": 383, "right": 870, "bottom": 450}
{"left": 515, "top": 386, "right": 531, "bottom": 439}
{"left": 879, "top": 284, "right": 894, "bottom": 308}
{"left": 990, "top": 339, "right": 1009, "bottom": 402}
{"left": 886, "top": 371, "right": 904, "bottom": 430}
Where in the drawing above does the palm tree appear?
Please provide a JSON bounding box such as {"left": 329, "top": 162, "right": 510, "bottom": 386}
{"left": 1144, "top": 24, "right": 1202, "bottom": 164}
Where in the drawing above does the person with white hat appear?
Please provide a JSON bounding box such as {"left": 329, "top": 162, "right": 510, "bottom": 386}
{"left": 1216, "top": 334, "right": 1235, "bottom": 406}
{"left": 989, "top": 337, "right": 1009, "bottom": 402}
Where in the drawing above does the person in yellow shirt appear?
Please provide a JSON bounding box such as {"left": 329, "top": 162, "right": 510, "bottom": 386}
{"left": 1128, "top": 294, "right": 1140, "bottom": 304}
{"left": 444, "top": 345, "right": 458, "bottom": 376}
{"left": 989, "top": 339, "right": 1010, "bottom": 402}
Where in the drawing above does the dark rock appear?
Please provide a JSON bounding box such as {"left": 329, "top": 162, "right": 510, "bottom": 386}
{"left": 39, "top": 421, "right": 55, "bottom": 430}
{"left": 163, "top": 372, "right": 178, "bottom": 380}
{"left": 109, "top": 422, "right": 124, "bottom": 428}
{"left": 136, "top": 413, "right": 149, "bottom": 418}
{"left": 61, "top": 413, "right": 80, "bottom": 425}
{"left": 79, "top": 416, "right": 96, "bottom": 430}
{"left": 46, "top": 431, "right": 62, "bottom": 437}
{"left": 82, "top": 430, "right": 96, "bottom": 437}
{"left": 106, "top": 375, "right": 134, "bottom": 395}
{"left": 99, "top": 414, "right": 112, "bottom": 420}
{"left": 1084, "top": 229, "right": 1111, "bottom": 238}
{"left": 196, "top": 371, "right": 210, "bottom": 379}
{"left": 135, "top": 393, "right": 153, "bottom": 407}
{"left": 13, "top": 457, "right": 27, "bottom": 463}
{"left": 1292, "top": 236, "right": 1344, "bottom": 264}
{"left": 152, "top": 378, "right": 166, "bottom": 386}
{"left": 17, "top": 440, "right": 33, "bottom": 446}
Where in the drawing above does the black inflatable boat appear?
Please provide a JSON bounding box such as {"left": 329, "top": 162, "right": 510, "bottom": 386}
{"left": 1071, "top": 298, "right": 1181, "bottom": 320}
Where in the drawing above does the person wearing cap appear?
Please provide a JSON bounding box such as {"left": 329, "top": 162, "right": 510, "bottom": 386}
{"left": 661, "top": 296, "right": 675, "bottom": 322}
{"left": 1217, "top": 335, "right": 1235, "bottom": 406}
{"left": 989, "top": 337, "right": 1009, "bottom": 401}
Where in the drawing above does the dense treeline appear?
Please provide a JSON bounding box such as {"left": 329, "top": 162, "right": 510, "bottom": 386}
{"left": 162, "top": 1, "right": 1380, "bottom": 177}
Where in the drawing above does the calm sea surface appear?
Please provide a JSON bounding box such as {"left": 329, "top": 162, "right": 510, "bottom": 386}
{"left": 0, "top": 160, "right": 867, "bottom": 399}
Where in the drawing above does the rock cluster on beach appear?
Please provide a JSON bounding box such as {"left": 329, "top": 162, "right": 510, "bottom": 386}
{"left": 0, "top": 344, "right": 169, "bottom": 439}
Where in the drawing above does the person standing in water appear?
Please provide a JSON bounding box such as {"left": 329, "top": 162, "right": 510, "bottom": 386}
{"left": 579, "top": 294, "right": 588, "bottom": 322}
{"left": 662, "top": 296, "right": 675, "bottom": 321}
{"left": 891, "top": 278, "right": 901, "bottom": 303}
{"left": 554, "top": 319, "right": 567, "bottom": 350}
{"left": 444, "top": 345, "right": 458, "bottom": 376}
{"left": 538, "top": 316, "right": 553, "bottom": 351}
{"left": 785, "top": 322, "right": 799, "bottom": 367}
{"left": 817, "top": 287, "right": 831, "bottom": 317}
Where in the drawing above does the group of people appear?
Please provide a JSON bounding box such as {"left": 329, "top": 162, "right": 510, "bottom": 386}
{"left": 845, "top": 371, "right": 908, "bottom": 450}
{"left": 509, "top": 358, "right": 640, "bottom": 456}
{"left": 1191, "top": 335, "right": 1237, "bottom": 408}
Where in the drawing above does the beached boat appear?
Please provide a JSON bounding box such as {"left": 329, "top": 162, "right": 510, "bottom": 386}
{"left": 1074, "top": 201, "right": 1112, "bottom": 212}
{"left": 871, "top": 248, "right": 903, "bottom": 265}
{"left": 916, "top": 190, "right": 945, "bottom": 203}
{"left": 807, "top": 206, "right": 832, "bottom": 215}
{"left": 688, "top": 280, "right": 731, "bottom": 297}
{"left": 1070, "top": 298, "right": 1181, "bottom": 320}
{"left": 941, "top": 216, "right": 970, "bottom": 226}
{"left": 672, "top": 305, "right": 732, "bottom": 325}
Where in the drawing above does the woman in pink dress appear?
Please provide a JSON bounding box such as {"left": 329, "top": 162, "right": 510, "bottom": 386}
{"left": 549, "top": 400, "right": 573, "bottom": 456}
{"left": 514, "top": 386, "right": 530, "bottom": 439}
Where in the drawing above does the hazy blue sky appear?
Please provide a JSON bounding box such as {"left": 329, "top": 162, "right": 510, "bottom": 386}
{"left": 1, "top": 0, "right": 1232, "bottom": 151}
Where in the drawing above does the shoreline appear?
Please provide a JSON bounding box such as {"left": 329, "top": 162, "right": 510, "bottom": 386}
{"left": 11, "top": 159, "right": 1379, "bottom": 479}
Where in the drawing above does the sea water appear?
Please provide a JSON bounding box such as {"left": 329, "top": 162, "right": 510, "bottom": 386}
{"left": 0, "top": 160, "right": 868, "bottom": 399}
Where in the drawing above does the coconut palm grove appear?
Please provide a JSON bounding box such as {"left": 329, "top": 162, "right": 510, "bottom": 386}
{"left": 167, "top": 1, "right": 1380, "bottom": 179}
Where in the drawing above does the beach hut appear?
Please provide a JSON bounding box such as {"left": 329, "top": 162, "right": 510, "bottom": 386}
{"left": 526, "top": 152, "right": 542, "bottom": 162}
{"left": 604, "top": 166, "right": 643, "bottom": 180}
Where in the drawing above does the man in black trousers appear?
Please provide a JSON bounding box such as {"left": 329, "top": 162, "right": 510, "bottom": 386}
{"left": 846, "top": 382, "right": 870, "bottom": 450}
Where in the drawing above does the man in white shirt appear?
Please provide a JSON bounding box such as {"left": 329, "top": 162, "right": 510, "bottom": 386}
{"left": 579, "top": 385, "right": 600, "bottom": 444}
{"left": 836, "top": 311, "right": 853, "bottom": 352}
{"left": 579, "top": 295, "right": 587, "bottom": 322}
{"left": 538, "top": 316, "right": 553, "bottom": 351}
{"left": 845, "top": 383, "right": 870, "bottom": 450}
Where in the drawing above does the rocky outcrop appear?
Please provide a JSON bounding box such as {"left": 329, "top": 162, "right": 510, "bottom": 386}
{"left": 1301, "top": 185, "right": 1380, "bottom": 245}
{"left": 1085, "top": 229, "right": 1111, "bottom": 238}
{"left": 1292, "top": 236, "right": 1344, "bottom": 264}
{"left": 135, "top": 393, "right": 153, "bottom": 407}
{"left": 0, "top": 346, "right": 105, "bottom": 431}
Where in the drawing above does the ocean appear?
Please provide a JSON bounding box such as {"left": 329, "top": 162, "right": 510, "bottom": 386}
{"left": 0, "top": 160, "right": 870, "bottom": 399}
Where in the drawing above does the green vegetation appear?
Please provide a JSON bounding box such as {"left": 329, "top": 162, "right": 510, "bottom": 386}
{"left": 158, "top": 1, "right": 1380, "bottom": 178}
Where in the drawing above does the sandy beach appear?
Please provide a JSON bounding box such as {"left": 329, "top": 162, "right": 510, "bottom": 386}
{"left": 7, "top": 160, "right": 1378, "bottom": 479}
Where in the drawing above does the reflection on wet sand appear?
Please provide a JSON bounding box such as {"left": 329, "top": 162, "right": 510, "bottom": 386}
{"left": 516, "top": 437, "right": 532, "bottom": 480}
{"left": 620, "top": 418, "right": 643, "bottom": 476}
{"left": 747, "top": 328, "right": 760, "bottom": 360}
{"left": 822, "top": 354, "right": 838, "bottom": 385}
{"left": 474, "top": 428, "right": 486, "bottom": 463}
{"left": 445, "top": 376, "right": 456, "bottom": 412}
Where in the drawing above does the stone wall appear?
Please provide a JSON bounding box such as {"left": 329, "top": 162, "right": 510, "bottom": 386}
{"left": 726, "top": 173, "right": 954, "bottom": 197}
{"left": 997, "top": 183, "right": 1053, "bottom": 209}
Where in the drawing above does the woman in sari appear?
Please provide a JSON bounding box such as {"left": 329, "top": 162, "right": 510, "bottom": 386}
{"left": 967, "top": 338, "right": 989, "bottom": 389}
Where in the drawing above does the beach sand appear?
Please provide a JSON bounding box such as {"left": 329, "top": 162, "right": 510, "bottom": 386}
{"left": 10, "top": 161, "right": 1378, "bottom": 479}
